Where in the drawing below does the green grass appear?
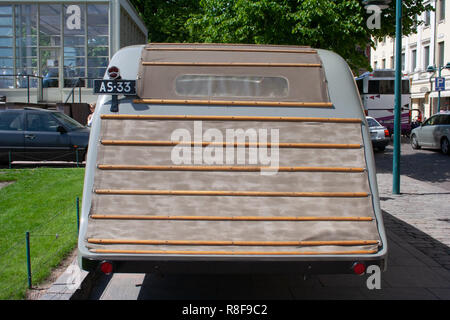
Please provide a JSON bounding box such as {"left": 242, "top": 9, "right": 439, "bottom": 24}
{"left": 0, "top": 168, "right": 84, "bottom": 299}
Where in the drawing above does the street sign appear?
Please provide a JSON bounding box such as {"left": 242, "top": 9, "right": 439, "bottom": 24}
{"left": 436, "top": 77, "right": 445, "bottom": 91}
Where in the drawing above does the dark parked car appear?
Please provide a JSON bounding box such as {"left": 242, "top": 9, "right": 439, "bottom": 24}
{"left": 0, "top": 107, "right": 90, "bottom": 164}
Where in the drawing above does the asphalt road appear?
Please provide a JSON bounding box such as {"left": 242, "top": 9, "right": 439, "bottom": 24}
{"left": 373, "top": 136, "right": 450, "bottom": 191}
{"left": 88, "top": 139, "right": 450, "bottom": 300}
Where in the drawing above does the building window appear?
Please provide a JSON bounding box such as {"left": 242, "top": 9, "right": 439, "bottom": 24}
{"left": 439, "top": 0, "right": 446, "bottom": 21}
{"left": 438, "top": 42, "right": 445, "bottom": 67}
{"left": 401, "top": 52, "right": 406, "bottom": 71}
{"left": 1, "top": 3, "right": 110, "bottom": 91}
{"left": 15, "top": 5, "right": 38, "bottom": 88}
{"left": 425, "top": 10, "right": 431, "bottom": 26}
{"left": 39, "top": 5, "right": 61, "bottom": 47}
{"left": 64, "top": 4, "right": 86, "bottom": 88}
{"left": 39, "top": 5, "right": 62, "bottom": 88}
{"left": 382, "top": 58, "right": 386, "bottom": 69}
{"left": 374, "top": 61, "right": 378, "bottom": 70}
{"left": 411, "top": 49, "right": 417, "bottom": 71}
{"left": 424, "top": 45, "right": 430, "bottom": 69}
{"left": 0, "top": 5, "right": 13, "bottom": 88}
{"left": 390, "top": 56, "right": 394, "bottom": 69}
{"left": 87, "top": 4, "right": 109, "bottom": 88}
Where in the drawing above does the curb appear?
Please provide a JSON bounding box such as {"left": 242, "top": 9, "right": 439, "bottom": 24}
{"left": 39, "top": 256, "right": 99, "bottom": 300}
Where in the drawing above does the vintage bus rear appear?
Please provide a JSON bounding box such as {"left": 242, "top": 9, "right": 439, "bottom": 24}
{"left": 356, "top": 70, "right": 412, "bottom": 135}
{"left": 78, "top": 43, "right": 388, "bottom": 275}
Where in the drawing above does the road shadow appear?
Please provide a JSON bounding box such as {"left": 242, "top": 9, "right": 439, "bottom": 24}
{"left": 85, "top": 210, "right": 450, "bottom": 300}
{"left": 382, "top": 210, "right": 450, "bottom": 271}
{"left": 132, "top": 211, "right": 450, "bottom": 300}
{"left": 374, "top": 142, "right": 450, "bottom": 185}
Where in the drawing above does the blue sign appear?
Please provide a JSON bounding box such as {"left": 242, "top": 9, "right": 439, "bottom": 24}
{"left": 436, "top": 77, "right": 445, "bottom": 91}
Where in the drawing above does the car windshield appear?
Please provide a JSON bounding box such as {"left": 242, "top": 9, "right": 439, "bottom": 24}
{"left": 367, "top": 118, "right": 381, "bottom": 127}
{"left": 52, "top": 112, "right": 85, "bottom": 130}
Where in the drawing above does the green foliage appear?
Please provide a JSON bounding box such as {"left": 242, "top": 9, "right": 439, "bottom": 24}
{"left": 130, "top": 0, "right": 432, "bottom": 71}
{"left": 0, "top": 168, "right": 84, "bottom": 299}
{"left": 130, "top": 0, "right": 200, "bottom": 42}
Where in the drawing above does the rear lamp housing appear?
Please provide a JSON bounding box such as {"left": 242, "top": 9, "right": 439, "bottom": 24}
{"left": 100, "top": 261, "right": 113, "bottom": 275}
{"left": 107, "top": 66, "right": 120, "bottom": 80}
{"left": 352, "top": 262, "right": 366, "bottom": 275}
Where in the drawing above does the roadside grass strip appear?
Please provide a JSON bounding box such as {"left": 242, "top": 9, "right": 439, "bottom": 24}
{"left": 0, "top": 168, "right": 84, "bottom": 299}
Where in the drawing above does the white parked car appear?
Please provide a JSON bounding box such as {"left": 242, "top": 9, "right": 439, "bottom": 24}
{"left": 366, "top": 116, "right": 390, "bottom": 151}
{"left": 410, "top": 111, "right": 450, "bottom": 155}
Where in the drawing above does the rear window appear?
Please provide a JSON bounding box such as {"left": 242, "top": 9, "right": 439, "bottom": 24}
{"left": 0, "top": 112, "right": 22, "bottom": 131}
{"left": 52, "top": 112, "right": 85, "bottom": 130}
{"left": 175, "top": 75, "right": 289, "bottom": 98}
{"left": 441, "top": 114, "right": 450, "bottom": 124}
{"left": 367, "top": 80, "right": 409, "bottom": 94}
{"left": 367, "top": 117, "right": 381, "bottom": 127}
{"left": 435, "top": 114, "right": 450, "bottom": 125}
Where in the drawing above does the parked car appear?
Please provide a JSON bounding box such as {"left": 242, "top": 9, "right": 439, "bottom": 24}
{"left": 410, "top": 111, "right": 450, "bottom": 155}
{"left": 366, "top": 116, "right": 390, "bottom": 151}
{"left": 0, "top": 107, "right": 90, "bottom": 164}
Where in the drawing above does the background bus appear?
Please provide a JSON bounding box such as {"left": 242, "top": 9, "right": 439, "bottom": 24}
{"left": 356, "top": 69, "right": 412, "bottom": 136}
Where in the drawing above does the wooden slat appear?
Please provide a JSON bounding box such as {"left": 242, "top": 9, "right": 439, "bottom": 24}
{"left": 145, "top": 47, "right": 318, "bottom": 54}
{"left": 90, "top": 215, "right": 373, "bottom": 222}
{"left": 100, "top": 140, "right": 362, "bottom": 149}
{"left": 88, "top": 238, "right": 380, "bottom": 246}
{"left": 90, "top": 249, "right": 379, "bottom": 255}
{"left": 97, "top": 165, "right": 365, "bottom": 173}
{"left": 142, "top": 62, "right": 322, "bottom": 68}
{"left": 94, "top": 189, "right": 369, "bottom": 197}
{"left": 131, "top": 99, "right": 332, "bottom": 107}
{"left": 101, "top": 114, "right": 361, "bottom": 123}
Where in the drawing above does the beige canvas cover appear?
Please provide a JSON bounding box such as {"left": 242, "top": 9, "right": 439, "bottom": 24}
{"left": 85, "top": 116, "right": 381, "bottom": 255}
{"left": 136, "top": 43, "right": 330, "bottom": 103}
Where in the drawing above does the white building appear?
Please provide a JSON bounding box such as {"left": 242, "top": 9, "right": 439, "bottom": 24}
{"left": 371, "top": 0, "right": 449, "bottom": 119}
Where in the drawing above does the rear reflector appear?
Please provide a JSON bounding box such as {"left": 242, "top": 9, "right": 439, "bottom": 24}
{"left": 352, "top": 262, "right": 366, "bottom": 275}
{"left": 100, "top": 261, "right": 113, "bottom": 275}
{"left": 384, "top": 129, "right": 390, "bottom": 137}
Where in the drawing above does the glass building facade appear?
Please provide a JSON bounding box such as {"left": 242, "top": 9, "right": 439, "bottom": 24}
{"left": 0, "top": 0, "right": 147, "bottom": 103}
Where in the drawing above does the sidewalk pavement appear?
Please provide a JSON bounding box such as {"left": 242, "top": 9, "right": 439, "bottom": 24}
{"left": 376, "top": 173, "right": 450, "bottom": 270}
{"left": 38, "top": 256, "right": 89, "bottom": 300}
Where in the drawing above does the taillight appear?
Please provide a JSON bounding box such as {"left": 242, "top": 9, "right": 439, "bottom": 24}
{"left": 384, "top": 129, "right": 390, "bottom": 137}
{"left": 107, "top": 66, "right": 120, "bottom": 80}
{"left": 100, "top": 261, "right": 113, "bottom": 275}
{"left": 352, "top": 262, "right": 366, "bottom": 275}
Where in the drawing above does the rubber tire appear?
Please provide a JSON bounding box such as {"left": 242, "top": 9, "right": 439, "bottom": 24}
{"left": 441, "top": 138, "right": 450, "bottom": 155}
{"left": 411, "top": 134, "right": 421, "bottom": 150}
{"left": 378, "top": 146, "right": 386, "bottom": 152}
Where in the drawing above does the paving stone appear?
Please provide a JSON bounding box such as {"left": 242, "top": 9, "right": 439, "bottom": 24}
{"left": 361, "top": 287, "right": 439, "bottom": 300}
{"left": 382, "top": 266, "right": 450, "bottom": 288}
{"left": 427, "top": 288, "right": 450, "bottom": 300}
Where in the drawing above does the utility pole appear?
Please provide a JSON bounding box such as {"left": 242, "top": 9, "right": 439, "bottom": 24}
{"left": 393, "top": 0, "right": 402, "bottom": 194}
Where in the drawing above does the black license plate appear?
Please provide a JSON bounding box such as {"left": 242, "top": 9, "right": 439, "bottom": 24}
{"left": 93, "top": 79, "right": 136, "bottom": 95}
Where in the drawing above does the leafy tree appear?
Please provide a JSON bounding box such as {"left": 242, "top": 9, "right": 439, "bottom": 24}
{"left": 129, "top": 0, "right": 200, "bottom": 42}
{"left": 130, "top": 0, "right": 432, "bottom": 71}
{"left": 186, "top": 0, "right": 431, "bottom": 71}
